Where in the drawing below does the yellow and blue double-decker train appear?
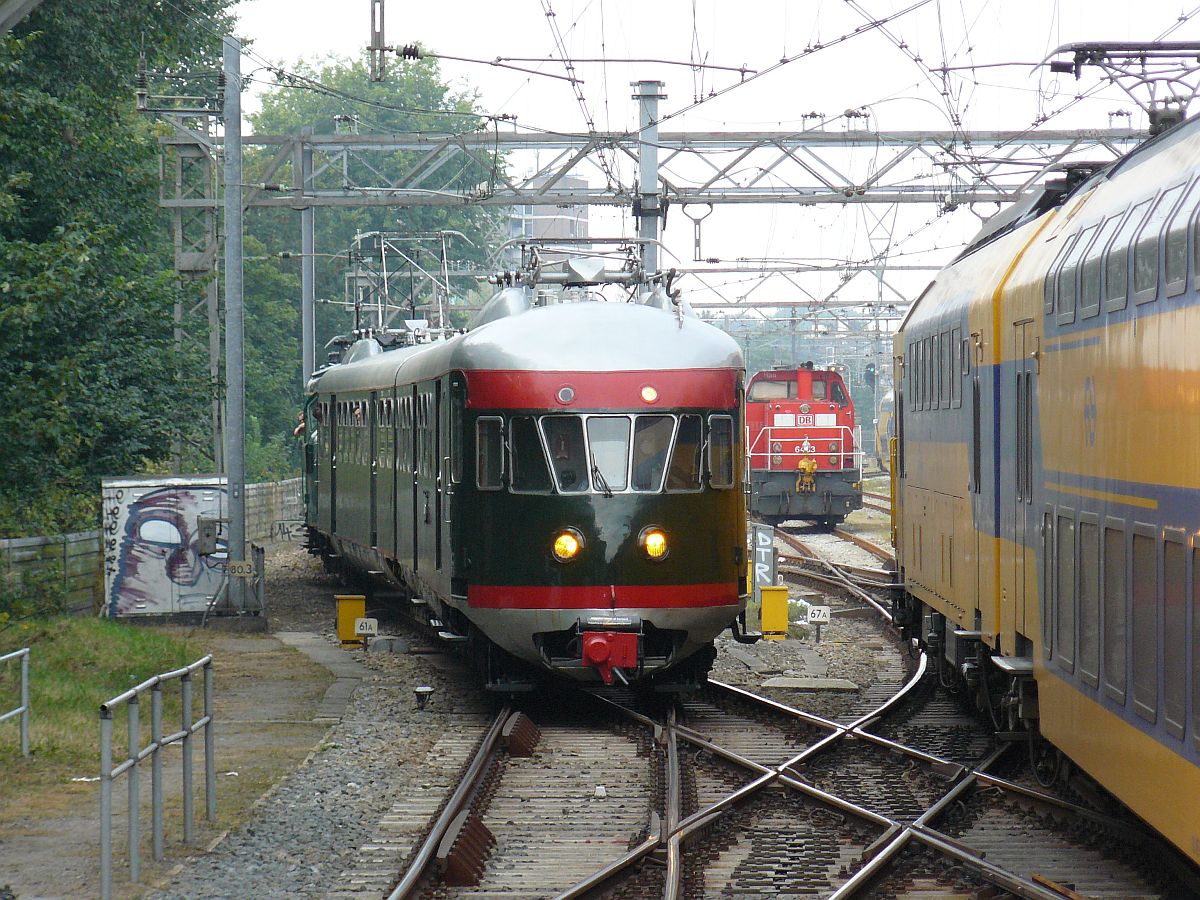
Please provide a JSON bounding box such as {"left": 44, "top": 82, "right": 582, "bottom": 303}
{"left": 892, "top": 114, "right": 1200, "bottom": 865}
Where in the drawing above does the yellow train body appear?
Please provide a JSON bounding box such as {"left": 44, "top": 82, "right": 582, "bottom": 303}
{"left": 893, "top": 117, "right": 1200, "bottom": 866}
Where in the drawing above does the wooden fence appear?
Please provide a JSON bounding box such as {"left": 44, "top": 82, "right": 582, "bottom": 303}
{"left": 0, "top": 477, "right": 302, "bottom": 614}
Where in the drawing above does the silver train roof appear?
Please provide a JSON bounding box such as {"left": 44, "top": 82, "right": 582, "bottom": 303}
{"left": 311, "top": 294, "right": 744, "bottom": 394}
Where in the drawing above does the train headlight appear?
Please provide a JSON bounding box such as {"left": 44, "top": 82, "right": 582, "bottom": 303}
{"left": 828, "top": 454, "right": 840, "bottom": 465}
{"left": 828, "top": 441, "right": 840, "bottom": 452}
{"left": 639, "top": 527, "right": 669, "bottom": 561}
{"left": 800, "top": 403, "right": 811, "bottom": 414}
{"left": 552, "top": 528, "right": 584, "bottom": 562}
{"left": 771, "top": 441, "right": 782, "bottom": 453}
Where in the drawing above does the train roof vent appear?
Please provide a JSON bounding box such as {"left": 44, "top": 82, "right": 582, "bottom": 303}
{"left": 469, "top": 286, "right": 531, "bottom": 330}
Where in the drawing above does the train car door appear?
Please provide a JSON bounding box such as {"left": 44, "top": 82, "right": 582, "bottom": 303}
{"left": 434, "top": 380, "right": 444, "bottom": 572}
{"left": 1013, "top": 319, "right": 1035, "bottom": 641}
{"left": 327, "top": 394, "right": 337, "bottom": 535}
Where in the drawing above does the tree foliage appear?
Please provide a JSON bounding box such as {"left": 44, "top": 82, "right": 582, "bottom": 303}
{"left": 240, "top": 54, "right": 504, "bottom": 477}
{"left": 0, "top": 1, "right": 233, "bottom": 536}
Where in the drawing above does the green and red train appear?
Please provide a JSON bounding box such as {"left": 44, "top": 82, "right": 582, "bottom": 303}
{"left": 302, "top": 288, "right": 751, "bottom": 690}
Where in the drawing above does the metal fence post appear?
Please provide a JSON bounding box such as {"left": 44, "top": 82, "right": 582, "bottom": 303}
{"left": 20, "top": 649, "right": 29, "bottom": 757}
{"left": 100, "top": 707, "right": 113, "bottom": 900}
{"left": 181, "top": 671, "right": 193, "bottom": 844}
{"left": 204, "top": 660, "right": 216, "bottom": 823}
{"left": 151, "top": 683, "right": 164, "bottom": 861}
{"left": 128, "top": 695, "right": 140, "bottom": 882}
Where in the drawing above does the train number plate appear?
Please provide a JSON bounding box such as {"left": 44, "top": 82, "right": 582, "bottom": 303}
{"left": 807, "top": 606, "right": 831, "bottom": 624}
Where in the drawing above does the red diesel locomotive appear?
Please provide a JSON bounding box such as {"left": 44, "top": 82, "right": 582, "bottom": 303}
{"left": 746, "top": 362, "right": 863, "bottom": 528}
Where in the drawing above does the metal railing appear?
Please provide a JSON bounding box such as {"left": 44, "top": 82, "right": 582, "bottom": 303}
{"left": 100, "top": 655, "right": 215, "bottom": 900}
{"left": 749, "top": 424, "right": 865, "bottom": 475}
{"left": 0, "top": 648, "right": 30, "bottom": 756}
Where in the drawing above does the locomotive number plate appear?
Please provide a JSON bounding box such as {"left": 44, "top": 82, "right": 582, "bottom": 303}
{"left": 807, "top": 605, "right": 831, "bottom": 624}
{"left": 796, "top": 414, "right": 815, "bottom": 426}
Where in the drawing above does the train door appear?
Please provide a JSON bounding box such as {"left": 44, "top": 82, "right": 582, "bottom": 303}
{"left": 434, "top": 380, "right": 444, "bottom": 572}
{"left": 1013, "top": 319, "right": 1035, "bottom": 642}
{"left": 327, "top": 394, "right": 337, "bottom": 535}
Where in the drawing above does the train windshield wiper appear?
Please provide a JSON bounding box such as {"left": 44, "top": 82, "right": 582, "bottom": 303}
{"left": 591, "top": 464, "right": 614, "bottom": 498}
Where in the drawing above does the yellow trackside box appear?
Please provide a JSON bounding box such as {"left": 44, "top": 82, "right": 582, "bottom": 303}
{"left": 760, "top": 586, "right": 790, "bottom": 640}
{"left": 336, "top": 594, "right": 367, "bottom": 647}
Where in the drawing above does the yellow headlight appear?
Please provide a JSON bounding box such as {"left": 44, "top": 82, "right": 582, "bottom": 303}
{"left": 552, "top": 529, "right": 583, "bottom": 562}
{"left": 640, "top": 527, "right": 668, "bottom": 561}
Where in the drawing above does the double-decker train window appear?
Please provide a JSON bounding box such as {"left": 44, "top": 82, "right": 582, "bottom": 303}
{"left": 541, "top": 416, "right": 588, "bottom": 493}
{"left": 1102, "top": 521, "right": 1127, "bottom": 703}
{"left": 475, "top": 417, "right": 503, "bottom": 491}
{"left": 666, "top": 415, "right": 702, "bottom": 492}
{"left": 1044, "top": 231, "right": 1078, "bottom": 315}
{"left": 1106, "top": 199, "right": 1152, "bottom": 312}
{"left": 587, "top": 417, "right": 631, "bottom": 493}
{"left": 510, "top": 415, "right": 553, "bottom": 493}
{"left": 1131, "top": 527, "right": 1158, "bottom": 723}
{"left": 1079, "top": 214, "right": 1122, "bottom": 318}
{"left": 631, "top": 416, "right": 674, "bottom": 492}
{"left": 1193, "top": 543, "right": 1200, "bottom": 751}
{"left": 951, "top": 327, "right": 963, "bottom": 408}
{"left": 1164, "top": 179, "right": 1199, "bottom": 297}
{"left": 1055, "top": 509, "right": 1076, "bottom": 674}
{"left": 1163, "top": 531, "right": 1187, "bottom": 739}
{"left": 708, "top": 415, "right": 735, "bottom": 489}
{"left": 931, "top": 333, "right": 941, "bottom": 409}
{"left": 1078, "top": 517, "right": 1100, "bottom": 688}
{"left": 1057, "top": 224, "right": 1096, "bottom": 324}
{"left": 1134, "top": 183, "right": 1186, "bottom": 303}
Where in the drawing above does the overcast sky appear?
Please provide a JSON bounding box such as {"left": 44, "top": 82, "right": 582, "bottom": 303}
{"left": 224, "top": 1, "right": 1199, "bottom": 315}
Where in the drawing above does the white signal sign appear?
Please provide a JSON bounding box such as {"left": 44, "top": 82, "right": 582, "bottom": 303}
{"left": 807, "top": 606, "right": 832, "bottom": 624}
{"left": 355, "top": 617, "right": 379, "bottom": 636}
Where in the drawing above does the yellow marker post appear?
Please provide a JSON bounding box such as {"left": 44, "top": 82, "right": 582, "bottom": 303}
{"left": 760, "top": 585, "right": 790, "bottom": 640}
{"left": 335, "top": 594, "right": 367, "bottom": 647}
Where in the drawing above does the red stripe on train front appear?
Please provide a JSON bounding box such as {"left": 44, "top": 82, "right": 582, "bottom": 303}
{"left": 464, "top": 369, "right": 738, "bottom": 410}
{"left": 468, "top": 583, "right": 740, "bottom": 609}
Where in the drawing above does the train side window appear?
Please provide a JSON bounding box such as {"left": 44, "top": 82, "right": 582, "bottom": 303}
{"left": 951, "top": 328, "right": 962, "bottom": 408}
{"left": 631, "top": 415, "right": 675, "bottom": 492}
{"left": 831, "top": 381, "right": 848, "bottom": 407}
{"left": 1044, "top": 233, "right": 1076, "bottom": 315}
{"left": 1057, "top": 224, "right": 1096, "bottom": 325}
{"left": 970, "top": 377, "right": 981, "bottom": 494}
{"left": 1164, "top": 179, "right": 1200, "bottom": 297}
{"left": 925, "top": 337, "right": 933, "bottom": 411}
{"left": 1163, "top": 530, "right": 1186, "bottom": 739}
{"left": 510, "top": 415, "right": 553, "bottom": 493}
{"left": 475, "top": 418, "right": 503, "bottom": 490}
{"left": 541, "top": 415, "right": 587, "bottom": 492}
{"left": 1102, "top": 521, "right": 1127, "bottom": 704}
{"left": 1078, "top": 516, "right": 1100, "bottom": 688}
{"left": 941, "top": 330, "right": 951, "bottom": 409}
{"left": 666, "top": 414, "right": 702, "bottom": 492}
{"left": 1131, "top": 526, "right": 1158, "bottom": 722}
{"left": 931, "top": 333, "right": 941, "bottom": 409}
{"left": 1192, "top": 541, "right": 1200, "bottom": 751}
{"left": 1134, "top": 183, "right": 1186, "bottom": 304}
{"left": 1055, "top": 510, "right": 1076, "bottom": 674}
{"left": 1106, "top": 199, "right": 1152, "bottom": 312}
{"left": 1079, "top": 214, "right": 1121, "bottom": 319}
{"left": 1042, "top": 508, "right": 1054, "bottom": 659}
{"left": 707, "top": 415, "right": 736, "bottom": 489}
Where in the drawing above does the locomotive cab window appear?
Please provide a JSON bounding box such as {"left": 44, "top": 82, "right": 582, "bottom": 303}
{"left": 665, "top": 414, "right": 702, "bottom": 492}
{"left": 748, "top": 381, "right": 788, "bottom": 401}
{"left": 476, "top": 417, "right": 503, "bottom": 491}
{"left": 587, "top": 417, "right": 630, "bottom": 493}
{"left": 831, "top": 381, "right": 848, "bottom": 407}
{"left": 631, "top": 416, "right": 674, "bottom": 492}
{"left": 708, "top": 415, "right": 735, "bottom": 489}
{"left": 542, "top": 416, "right": 588, "bottom": 493}
{"left": 510, "top": 415, "right": 553, "bottom": 493}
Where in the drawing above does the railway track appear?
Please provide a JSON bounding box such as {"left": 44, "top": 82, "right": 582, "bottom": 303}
{"left": 371, "top": 525, "right": 1198, "bottom": 899}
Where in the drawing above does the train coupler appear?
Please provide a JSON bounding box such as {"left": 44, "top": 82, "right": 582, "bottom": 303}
{"left": 581, "top": 630, "right": 639, "bottom": 685}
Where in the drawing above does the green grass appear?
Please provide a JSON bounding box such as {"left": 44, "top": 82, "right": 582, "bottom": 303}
{"left": 0, "top": 617, "right": 201, "bottom": 781}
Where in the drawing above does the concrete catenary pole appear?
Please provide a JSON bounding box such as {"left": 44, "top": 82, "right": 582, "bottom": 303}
{"left": 633, "top": 80, "right": 665, "bottom": 277}
{"left": 222, "top": 36, "right": 246, "bottom": 610}
{"left": 300, "top": 126, "right": 315, "bottom": 383}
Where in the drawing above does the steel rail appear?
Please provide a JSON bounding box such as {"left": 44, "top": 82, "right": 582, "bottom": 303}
{"left": 663, "top": 707, "right": 683, "bottom": 900}
{"left": 387, "top": 704, "right": 511, "bottom": 900}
